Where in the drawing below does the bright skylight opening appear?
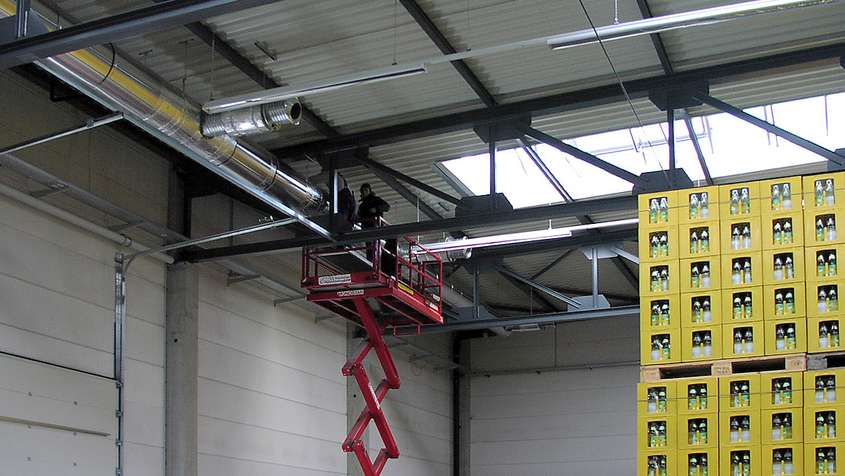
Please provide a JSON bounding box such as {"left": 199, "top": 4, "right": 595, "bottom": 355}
{"left": 441, "top": 92, "right": 845, "bottom": 206}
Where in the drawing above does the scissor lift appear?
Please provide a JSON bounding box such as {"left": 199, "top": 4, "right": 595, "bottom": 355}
{"left": 301, "top": 237, "right": 444, "bottom": 476}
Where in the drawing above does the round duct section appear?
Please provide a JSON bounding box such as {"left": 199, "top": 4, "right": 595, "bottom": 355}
{"left": 201, "top": 100, "right": 303, "bottom": 138}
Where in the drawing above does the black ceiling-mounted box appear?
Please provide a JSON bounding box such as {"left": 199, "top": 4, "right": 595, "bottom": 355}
{"left": 455, "top": 193, "right": 513, "bottom": 216}
{"left": 473, "top": 116, "right": 532, "bottom": 143}
{"left": 649, "top": 81, "right": 710, "bottom": 111}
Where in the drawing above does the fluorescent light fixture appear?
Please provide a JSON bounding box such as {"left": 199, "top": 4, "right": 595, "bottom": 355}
{"left": 547, "top": 0, "right": 839, "bottom": 50}
{"left": 204, "top": 63, "right": 427, "bottom": 114}
{"left": 417, "top": 218, "right": 639, "bottom": 256}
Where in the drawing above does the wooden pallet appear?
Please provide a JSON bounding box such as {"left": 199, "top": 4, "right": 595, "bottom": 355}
{"left": 640, "top": 354, "right": 807, "bottom": 382}
{"left": 808, "top": 351, "right": 845, "bottom": 370}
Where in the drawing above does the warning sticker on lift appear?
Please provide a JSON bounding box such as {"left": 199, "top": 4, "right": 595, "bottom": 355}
{"left": 397, "top": 282, "right": 415, "bottom": 296}
{"left": 337, "top": 289, "right": 365, "bottom": 298}
{"left": 319, "top": 274, "right": 352, "bottom": 285}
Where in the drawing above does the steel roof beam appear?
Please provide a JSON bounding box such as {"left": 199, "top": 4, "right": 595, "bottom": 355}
{"left": 353, "top": 153, "right": 460, "bottom": 205}
{"left": 179, "top": 195, "right": 638, "bottom": 262}
{"left": 399, "top": 0, "right": 496, "bottom": 108}
{"left": 521, "top": 126, "right": 646, "bottom": 187}
{"left": 695, "top": 93, "right": 845, "bottom": 166}
{"left": 0, "top": 0, "right": 281, "bottom": 70}
{"left": 272, "top": 42, "right": 845, "bottom": 158}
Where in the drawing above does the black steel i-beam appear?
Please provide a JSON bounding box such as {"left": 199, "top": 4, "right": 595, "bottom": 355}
{"left": 521, "top": 126, "right": 646, "bottom": 187}
{"left": 696, "top": 93, "right": 845, "bottom": 166}
{"left": 0, "top": 0, "right": 282, "bottom": 69}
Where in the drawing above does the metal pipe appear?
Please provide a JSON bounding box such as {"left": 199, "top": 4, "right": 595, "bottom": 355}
{"left": 0, "top": 112, "right": 123, "bottom": 155}
{"left": 14, "top": 0, "right": 29, "bottom": 38}
{"left": 591, "top": 247, "right": 599, "bottom": 308}
{"left": 113, "top": 255, "right": 127, "bottom": 476}
{"left": 201, "top": 100, "right": 302, "bottom": 137}
{"left": 547, "top": 0, "right": 841, "bottom": 50}
{"left": 0, "top": 179, "right": 174, "bottom": 263}
{"left": 0, "top": 1, "right": 330, "bottom": 239}
{"left": 126, "top": 217, "right": 296, "bottom": 266}
{"left": 667, "top": 108, "right": 676, "bottom": 171}
{"left": 488, "top": 129, "right": 496, "bottom": 211}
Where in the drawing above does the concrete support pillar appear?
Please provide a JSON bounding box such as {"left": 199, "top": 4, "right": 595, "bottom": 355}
{"left": 165, "top": 263, "right": 199, "bottom": 476}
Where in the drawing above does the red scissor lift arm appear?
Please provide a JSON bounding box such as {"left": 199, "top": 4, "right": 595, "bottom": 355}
{"left": 301, "top": 236, "right": 444, "bottom": 476}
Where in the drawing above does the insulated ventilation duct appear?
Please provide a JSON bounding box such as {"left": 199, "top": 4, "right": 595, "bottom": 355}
{"left": 0, "top": 1, "right": 326, "bottom": 233}
{"left": 201, "top": 100, "right": 302, "bottom": 138}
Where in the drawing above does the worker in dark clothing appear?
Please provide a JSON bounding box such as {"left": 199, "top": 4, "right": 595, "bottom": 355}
{"left": 357, "top": 183, "right": 395, "bottom": 274}
{"left": 335, "top": 176, "right": 356, "bottom": 231}
{"left": 357, "top": 183, "right": 390, "bottom": 228}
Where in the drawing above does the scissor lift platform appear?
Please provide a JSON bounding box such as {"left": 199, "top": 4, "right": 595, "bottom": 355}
{"left": 301, "top": 238, "right": 443, "bottom": 476}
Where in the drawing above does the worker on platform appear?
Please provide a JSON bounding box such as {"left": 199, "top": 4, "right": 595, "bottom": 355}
{"left": 357, "top": 183, "right": 390, "bottom": 228}
{"left": 357, "top": 183, "right": 395, "bottom": 274}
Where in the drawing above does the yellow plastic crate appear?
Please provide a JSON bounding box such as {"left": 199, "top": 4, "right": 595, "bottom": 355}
{"left": 642, "top": 328, "right": 682, "bottom": 365}
{"left": 803, "top": 172, "right": 845, "bottom": 213}
{"left": 805, "top": 370, "right": 845, "bottom": 408}
{"left": 682, "top": 326, "right": 723, "bottom": 362}
{"left": 641, "top": 259, "right": 681, "bottom": 297}
{"left": 677, "top": 376, "right": 720, "bottom": 415}
{"left": 639, "top": 227, "right": 680, "bottom": 262}
{"left": 808, "top": 317, "right": 845, "bottom": 354}
{"left": 642, "top": 295, "right": 681, "bottom": 331}
{"left": 721, "top": 410, "right": 762, "bottom": 447}
{"left": 679, "top": 412, "right": 719, "bottom": 449}
{"left": 765, "top": 319, "right": 808, "bottom": 356}
{"left": 682, "top": 291, "right": 722, "bottom": 328}
{"left": 762, "top": 408, "right": 804, "bottom": 445}
{"left": 720, "top": 181, "right": 762, "bottom": 219}
{"left": 723, "top": 253, "right": 763, "bottom": 290}
{"left": 763, "top": 284, "right": 807, "bottom": 320}
{"left": 723, "top": 321, "right": 765, "bottom": 359}
{"left": 723, "top": 216, "right": 763, "bottom": 255}
{"left": 638, "top": 450, "right": 678, "bottom": 476}
{"left": 720, "top": 445, "right": 761, "bottom": 476}
{"left": 680, "top": 220, "right": 722, "bottom": 259}
{"left": 806, "top": 245, "right": 843, "bottom": 284}
{"left": 804, "top": 405, "right": 845, "bottom": 444}
{"left": 679, "top": 449, "right": 718, "bottom": 476}
{"left": 639, "top": 414, "right": 678, "bottom": 451}
{"left": 804, "top": 442, "right": 843, "bottom": 476}
{"left": 639, "top": 190, "right": 680, "bottom": 228}
{"left": 762, "top": 443, "right": 804, "bottom": 476}
{"left": 721, "top": 374, "right": 763, "bottom": 412}
{"left": 681, "top": 257, "right": 722, "bottom": 294}
{"left": 764, "top": 248, "right": 806, "bottom": 286}
{"left": 763, "top": 211, "right": 805, "bottom": 250}
{"left": 680, "top": 186, "right": 721, "bottom": 224}
{"left": 638, "top": 381, "right": 678, "bottom": 417}
{"left": 805, "top": 209, "right": 845, "bottom": 247}
{"left": 722, "top": 287, "right": 763, "bottom": 323}
{"left": 761, "top": 371, "right": 804, "bottom": 410}
{"left": 761, "top": 176, "right": 804, "bottom": 216}
{"left": 806, "top": 282, "right": 845, "bottom": 319}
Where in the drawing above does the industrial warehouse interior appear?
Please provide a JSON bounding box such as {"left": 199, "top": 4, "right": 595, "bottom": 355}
{"left": 1, "top": 0, "right": 844, "bottom": 475}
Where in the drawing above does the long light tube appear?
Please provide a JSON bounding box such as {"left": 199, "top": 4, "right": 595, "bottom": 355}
{"left": 416, "top": 218, "right": 639, "bottom": 257}
{"left": 547, "top": 0, "right": 839, "bottom": 50}
{"left": 204, "top": 63, "right": 427, "bottom": 114}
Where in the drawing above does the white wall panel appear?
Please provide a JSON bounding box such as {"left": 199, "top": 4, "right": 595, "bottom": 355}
{"left": 197, "top": 266, "right": 348, "bottom": 475}
{"left": 470, "top": 317, "right": 639, "bottom": 476}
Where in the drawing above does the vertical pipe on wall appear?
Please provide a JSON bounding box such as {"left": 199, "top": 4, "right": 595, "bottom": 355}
{"left": 591, "top": 247, "right": 599, "bottom": 308}
{"left": 113, "top": 254, "right": 127, "bottom": 476}
{"left": 667, "top": 108, "right": 676, "bottom": 171}
{"left": 488, "top": 126, "right": 496, "bottom": 211}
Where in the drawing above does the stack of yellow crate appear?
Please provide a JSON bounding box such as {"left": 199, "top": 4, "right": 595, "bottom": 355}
{"left": 761, "top": 177, "right": 808, "bottom": 357}
{"left": 640, "top": 191, "right": 681, "bottom": 365}
{"left": 720, "top": 181, "right": 766, "bottom": 360}
{"left": 761, "top": 370, "right": 805, "bottom": 476}
{"left": 804, "top": 368, "right": 845, "bottom": 475}
{"left": 804, "top": 173, "right": 845, "bottom": 356}
{"left": 679, "top": 186, "right": 723, "bottom": 362}
{"left": 678, "top": 377, "right": 719, "bottom": 476}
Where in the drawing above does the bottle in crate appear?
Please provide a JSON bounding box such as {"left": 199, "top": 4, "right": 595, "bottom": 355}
{"left": 765, "top": 248, "right": 805, "bottom": 285}
{"left": 761, "top": 371, "right": 804, "bottom": 410}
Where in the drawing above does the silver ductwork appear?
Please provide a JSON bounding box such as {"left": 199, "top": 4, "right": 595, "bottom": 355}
{"left": 202, "top": 100, "right": 302, "bottom": 138}
{"left": 0, "top": 1, "right": 326, "bottom": 230}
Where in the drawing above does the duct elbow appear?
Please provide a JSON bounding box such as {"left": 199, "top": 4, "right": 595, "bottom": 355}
{"left": 201, "top": 100, "right": 303, "bottom": 138}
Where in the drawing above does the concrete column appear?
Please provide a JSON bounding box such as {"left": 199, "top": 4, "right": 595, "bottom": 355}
{"left": 165, "top": 263, "right": 199, "bottom": 476}
{"left": 458, "top": 342, "right": 472, "bottom": 476}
